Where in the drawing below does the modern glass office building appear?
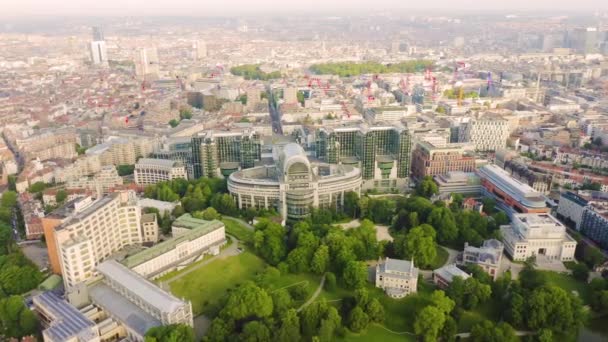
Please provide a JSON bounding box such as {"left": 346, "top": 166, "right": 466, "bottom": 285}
{"left": 315, "top": 123, "right": 412, "bottom": 191}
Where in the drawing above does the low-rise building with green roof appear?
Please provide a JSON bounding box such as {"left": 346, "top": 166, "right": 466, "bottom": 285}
{"left": 122, "top": 217, "right": 225, "bottom": 279}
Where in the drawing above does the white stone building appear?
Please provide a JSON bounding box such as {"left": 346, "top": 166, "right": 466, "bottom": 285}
{"left": 134, "top": 158, "right": 187, "bottom": 185}
{"left": 123, "top": 219, "right": 226, "bottom": 279}
{"left": 458, "top": 118, "right": 510, "bottom": 152}
{"left": 141, "top": 213, "right": 159, "bottom": 243}
{"left": 500, "top": 213, "right": 577, "bottom": 261}
{"left": 459, "top": 239, "right": 504, "bottom": 280}
{"left": 375, "top": 257, "right": 418, "bottom": 298}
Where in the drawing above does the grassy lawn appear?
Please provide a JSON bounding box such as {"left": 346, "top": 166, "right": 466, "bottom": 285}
{"left": 222, "top": 217, "right": 254, "bottom": 243}
{"left": 340, "top": 324, "right": 415, "bottom": 342}
{"left": 168, "top": 251, "right": 265, "bottom": 315}
{"left": 541, "top": 270, "right": 592, "bottom": 304}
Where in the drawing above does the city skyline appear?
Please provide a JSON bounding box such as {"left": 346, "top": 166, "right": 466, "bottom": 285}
{"left": 2, "top": 0, "right": 608, "bottom": 17}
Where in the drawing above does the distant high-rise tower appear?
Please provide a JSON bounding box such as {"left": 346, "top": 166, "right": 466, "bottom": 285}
{"left": 89, "top": 26, "right": 108, "bottom": 66}
{"left": 195, "top": 41, "right": 207, "bottom": 60}
{"left": 92, "top": 26, "right": 104, "bottom": 41}
{"left": 135, "top": 47, "right": 160, "bottom": 79}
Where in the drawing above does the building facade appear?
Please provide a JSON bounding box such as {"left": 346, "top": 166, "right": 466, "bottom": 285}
{"left": 375, "top": 257, "right": 418, "bottom": 298}
{"left": 433, "top": 264, "right": 471, "bottom": 289}
{"left": 228, "top": 143, "right": 362, "bottom": 221}
{"left": 315, "top": 123, "right": 412, "bottom": 191}
{"left": 134, "top": 158, "right": 187, "bottom": 185}
{"left": 459, "top": 239, "right": 504, "bottom": 280}
{"left": 411, "top": 141, "right": 476, "bottom": 179}
{"left": 581, "top": 202, "right": 608, "bottom": 249}
{"left": 191, "top": 129, "right": 262, "bottom": 179}
{"left": 433, "top": 171, "right": 482, "bottom": 196}
{"left": 458, "top": 118, "right": 510, "bottom": 152}
{"left": 141, "top": 213, "right": 159, "bottom": 243}
{"left": 43, "top": 192, "right": 143, "bottom": 288}
{"left": 477, "top": 164, "right": 549, "bottom": 217}
{"left": 123, "top": 219, "right": 226, "bottom": 279}
{"left": 500, "top": 213, "right": 577, "bottom": 261}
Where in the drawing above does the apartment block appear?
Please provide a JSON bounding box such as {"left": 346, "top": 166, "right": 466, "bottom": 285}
{"left": 411, "top": 141, "right": 476, "bottom": 179}
{"left": 134, "top": 158, "right": 187, "bottom": 185}
{"left": 42, "top": 192, "right": 143, "bottom": 288}
{"left": 458, "top": 118, "right": 510, "bottom": 152}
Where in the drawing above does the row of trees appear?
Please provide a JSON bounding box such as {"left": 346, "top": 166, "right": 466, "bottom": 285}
{"left": 0, "top": 191, "right": 41, "bottom": 339}
{"left": 230, "top": 64, "right": 282, "bottom": 80}
{"left": 253, "top": 218, "right": 379, "bottom": 290}
{"left": 206, "top": 279, "right": 342, "bottom": 342}
{"left": 309, "top": 60, "right": 433, "bottom": 77}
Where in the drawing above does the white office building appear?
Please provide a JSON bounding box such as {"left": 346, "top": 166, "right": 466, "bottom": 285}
{"left": 500, "top": 213, "right": 577, "bottom": 261}
{"left": 90, "top": 41, "right": 108, "bottom": 65}
{"left": 458, "top": 118, "right": 510, "bottom": 152}
{"left": 134, "top": 158, "right": 187, "bottom": 185}
{"left": 122, "top": 219, "right": 226, "bottom": 279}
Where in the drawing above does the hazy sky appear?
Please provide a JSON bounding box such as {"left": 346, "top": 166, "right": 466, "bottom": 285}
{"left": 3, "top": 0, "right": 608, "bottom": 17}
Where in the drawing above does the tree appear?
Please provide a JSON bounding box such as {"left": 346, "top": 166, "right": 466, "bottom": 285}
{"left": 1, "top": 191, "right": 18, "bottom": 208}
{"left": 168, "top": 119, "right": 179, "bottom": 128}
{"left": 205, "top": 318, "right": 233, "bottom": 342}
{"left": 276, "top": 309, "right": 301, "bottom": 342}
{"left": 117, "top": 164, "right": 135, "bottom": 176}
{"left": 240, "top": 321, "right": 270, "bottom": 342}
{"left": 55, "top": 190, "right": 68, "bottom": 204}
{"left": 404, "top": 224, "right": 437, "bottom": 268}
{"left": 200, "top": 207, "right": 221, "bottom": 220}
{"left": 349, "top": 219, "right": 379, "bottom": 260}
{"left": 365, "top": 298, "right": 384, "bottom": 323}
{"left": 253, "top": 220, "right": 287, "bottom": 265}
{"left": 416, "top": 176, "right": 438, "bottom": 198}
{"left": 446, "top": 276, "right": 466, "bottom": 307}
{"left": 571, "top": 263, "right": 590, "bottom": 282}
{"left": 220, "top": 281, "right": 273, "bottom": 320}
{"left": 271, "top": 288, "right": 293, "bottom": 316}
{"left": 462, "top": 277, "right": 492, "bottom": 309}
{"left": 414, "top": 306, "right": 446, "bottom": 342}
{"left": 506, "top": 292, "right": 525, "bottom": 327}
{"left": 27, "top": 182, "right": 47, "bottom": 194}
{"left": 145, "top": 324, "right": 195, "bottom": 342}
{"left": 300, "top": 300, "right": 341, "bottom": 340}
{"left": 0, "top": 296, "right": 39, "bottom": 339}
{"left": 344, "top": 191, "right": 360, "bottom": 218}
{"left": 470, "top": 321, "right": 517, "bottom": 342}
{"left": 441, "top": 316, "right": 458, "bottom": 342}
{"left": 431, "top": 290, "right": 455, "bottom": 314}
{"left": 342, "top": 260, "right": 367, "bottom": 289}
{"left": 527, "top": 285, "right": 584, "bottom": 336}
{"left": 211, "top": 193, "right": 237, "bottom": 216}
{"left": 286, "top": 247, "right": 310, "bottom": 273}
{"left": 310, "top": 245, "right": 330, "bottom": 275}
{"left": 427, "top": 206, "right": 458, "bottom": 244}
{"left": 537, "top": 329, "right": 553, "bottom": 342}
{"left": 325, "top": 272, "right": 337, "bottom": 291}
{"left": 348, "top": 306, "right": 369, "bottom": 333}
{"left": 0, "top": 224, "right": 14, "bottom": 255}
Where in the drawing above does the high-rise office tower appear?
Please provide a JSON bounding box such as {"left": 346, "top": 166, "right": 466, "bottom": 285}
{"left": 135, "top": 47, "right": 160, "bottom": 79}
{"left": 89, "top": 26, "right": 108, "bottom": 65}
{"left": 316, "top": 123, "right": 412, "bottom": 191}
{"left": 92, "top": 26, "right": 104, "bottom": 41}
{"left": 191, "top": 129, "right": 262, "bottom": 179}
{"left": 194, "top": 40, "right": 207, "bottom": 60}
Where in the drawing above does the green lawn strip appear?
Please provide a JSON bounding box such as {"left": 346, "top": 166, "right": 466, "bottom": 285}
{"left": 540, "top": 270, "right": 592, "bottom": 305}
{"left": 340, "top": 323, "right": 416, "bottom": 342}
{"left": 221, "top": 217, "right": 254, "bottom": 243}
{"left": 168, "top": 251, "right": 266, "bottom": 315}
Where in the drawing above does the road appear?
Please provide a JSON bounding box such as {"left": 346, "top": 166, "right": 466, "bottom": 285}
{"left": 267, "top": 84, "right": 283, "bottom": 135}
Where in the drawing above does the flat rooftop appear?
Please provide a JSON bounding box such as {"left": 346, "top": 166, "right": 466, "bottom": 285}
{"left": 97, "top": 260, "right": 187, "bottom": 314}
{"left": 34, "top": 292, "right": 97, "bottom": 342}
{"left": 514, "top": 213, "right": 562, "bottom": 227}
{"left": 89, "top": 283, "right": 161, "bottom": 337}
{"left": 122, "top": 219, "right": 224, "bottom": 268}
